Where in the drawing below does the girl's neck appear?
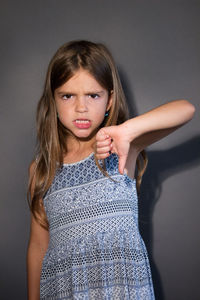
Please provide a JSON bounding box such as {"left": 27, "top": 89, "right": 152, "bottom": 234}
{"left": 63, "top": 136, "right": 95, "bottom": 164}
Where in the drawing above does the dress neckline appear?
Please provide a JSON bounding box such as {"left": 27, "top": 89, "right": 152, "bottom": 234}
{"left": 62, "top": 152, "right": 95, "bottom": 166}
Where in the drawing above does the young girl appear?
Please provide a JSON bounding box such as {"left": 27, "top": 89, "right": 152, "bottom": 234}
{"left": 27, "top": 40, "right": 195, "bottom": 300}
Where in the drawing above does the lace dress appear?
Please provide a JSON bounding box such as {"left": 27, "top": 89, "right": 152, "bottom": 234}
{"left": 40, "top": 153, "right": 155, "bottom": 299}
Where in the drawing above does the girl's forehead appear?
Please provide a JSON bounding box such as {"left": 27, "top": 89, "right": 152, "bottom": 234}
{"left": 59, "top": 69, "right": 106, "bottom": 91}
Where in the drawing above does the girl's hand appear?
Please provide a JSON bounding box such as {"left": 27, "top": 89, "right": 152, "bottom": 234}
{"left": 95, "top": 125, "right": 130, "bottom": 175}
{"left": 95, "top": 100, "right": 195, "bottom": 175}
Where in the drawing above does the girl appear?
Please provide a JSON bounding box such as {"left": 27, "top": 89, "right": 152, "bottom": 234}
{"left": 27, "top": 40, "right": 195, "bottom": 300}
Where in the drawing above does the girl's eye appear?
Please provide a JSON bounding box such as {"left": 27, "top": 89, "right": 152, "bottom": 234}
{"left": 89, "top": 94, "right": 100, "bottom": 99}
{"left": 62, "top": 94, "right": 72, "bottom": 100}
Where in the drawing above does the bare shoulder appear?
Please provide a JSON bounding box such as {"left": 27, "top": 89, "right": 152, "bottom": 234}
{"left": 124, "top": 142, "right": 139, "bottom": 179}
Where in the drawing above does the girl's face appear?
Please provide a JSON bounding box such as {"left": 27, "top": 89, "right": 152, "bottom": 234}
{"left": 54, "top": 68, "right": 112, "bottom": 140}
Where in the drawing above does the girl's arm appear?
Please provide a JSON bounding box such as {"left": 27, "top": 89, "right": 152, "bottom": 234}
{"left": 27, "top": 215, "right": 49, "bottom": 300}
{"left": 27, "top": 162, "right": 49, "bottom": 300}
{"left": 96, "top": 99, "right": 195, "bottom": 174}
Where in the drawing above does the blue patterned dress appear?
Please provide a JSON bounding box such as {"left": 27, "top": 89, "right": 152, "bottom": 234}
{"left": 40, "top": 153, "right": 155, "bottom": 299}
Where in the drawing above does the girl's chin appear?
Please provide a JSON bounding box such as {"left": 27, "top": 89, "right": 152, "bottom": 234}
{"left": 72, "top": 129, "right": 96, "bottom": 140}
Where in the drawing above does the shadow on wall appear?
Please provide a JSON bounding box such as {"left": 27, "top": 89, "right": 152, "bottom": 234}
{"left": 119, "top": 68, "right": 200, "bottom": 300}
{"left": 139, "top": 136, "right": 200, "bottom": 300}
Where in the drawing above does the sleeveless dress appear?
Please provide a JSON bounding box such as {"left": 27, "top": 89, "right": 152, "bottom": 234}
{"left": 40, "top": 153, "right": 155, "bottom": 300}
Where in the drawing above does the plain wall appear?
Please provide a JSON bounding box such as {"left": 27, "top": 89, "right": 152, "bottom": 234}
{"left": 0, "top": 0, "right": 199, "bottom": 299}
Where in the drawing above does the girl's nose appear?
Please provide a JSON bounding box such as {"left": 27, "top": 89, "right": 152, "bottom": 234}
{"left": 75, "top": 97, "right": 88, "bottom": 112}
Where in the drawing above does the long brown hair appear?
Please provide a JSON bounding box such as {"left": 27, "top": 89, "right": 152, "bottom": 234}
{"left": 28, "top": 40, "right": 148, "bottom": 229}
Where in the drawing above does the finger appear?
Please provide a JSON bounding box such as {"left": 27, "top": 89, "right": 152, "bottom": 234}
{"left": 96, "top": 138, "right": 112, "bottom": 148}
{"left": 118, "top": 155, "right": 127, "bottom": 175}
{"left": 96, "top": 145, "right": 112, "bottom": 154}
{"left": 96, "top": 129, "right": 110, "bottom": 141}
{"left": 95, "top": 152, "right": 110, "bottom": 160}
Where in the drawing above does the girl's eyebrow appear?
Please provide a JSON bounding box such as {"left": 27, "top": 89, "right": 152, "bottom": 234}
{"left": 56, "top": 91, "right": 75, "bottom": 95}
{"left": 56, "top": 90, "right": 105, "bottom": 95}
{"left": 86, "top": 91, "right": 105, "bottom": 95}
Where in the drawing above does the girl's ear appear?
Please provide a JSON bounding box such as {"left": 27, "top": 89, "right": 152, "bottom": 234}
{"left": 106, "top": 90, "right": 113, "bottom": 111}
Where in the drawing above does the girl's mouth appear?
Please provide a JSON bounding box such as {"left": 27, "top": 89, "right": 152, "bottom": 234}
{"left": 73, "top": 119, "right": 91, "bottom": 129}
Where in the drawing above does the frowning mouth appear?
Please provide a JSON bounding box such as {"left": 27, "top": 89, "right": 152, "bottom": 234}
{"left": 73, "top": 119, "right": 91, "bottom": 129}
{"left": 75, "top": 119, "right": 90, "bottom": 124}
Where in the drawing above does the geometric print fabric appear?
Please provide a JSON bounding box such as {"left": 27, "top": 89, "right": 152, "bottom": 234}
{"left": 40, "top": 153, "right": 155, "bottom": 299}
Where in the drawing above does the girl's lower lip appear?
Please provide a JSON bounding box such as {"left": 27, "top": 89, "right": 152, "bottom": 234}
{"left": 73, "top": 120, "right": 91, "bottom": 129}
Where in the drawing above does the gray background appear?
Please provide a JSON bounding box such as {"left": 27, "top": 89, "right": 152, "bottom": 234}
{"left": 0, "top": 0, "right": 199, "bottom": 299}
